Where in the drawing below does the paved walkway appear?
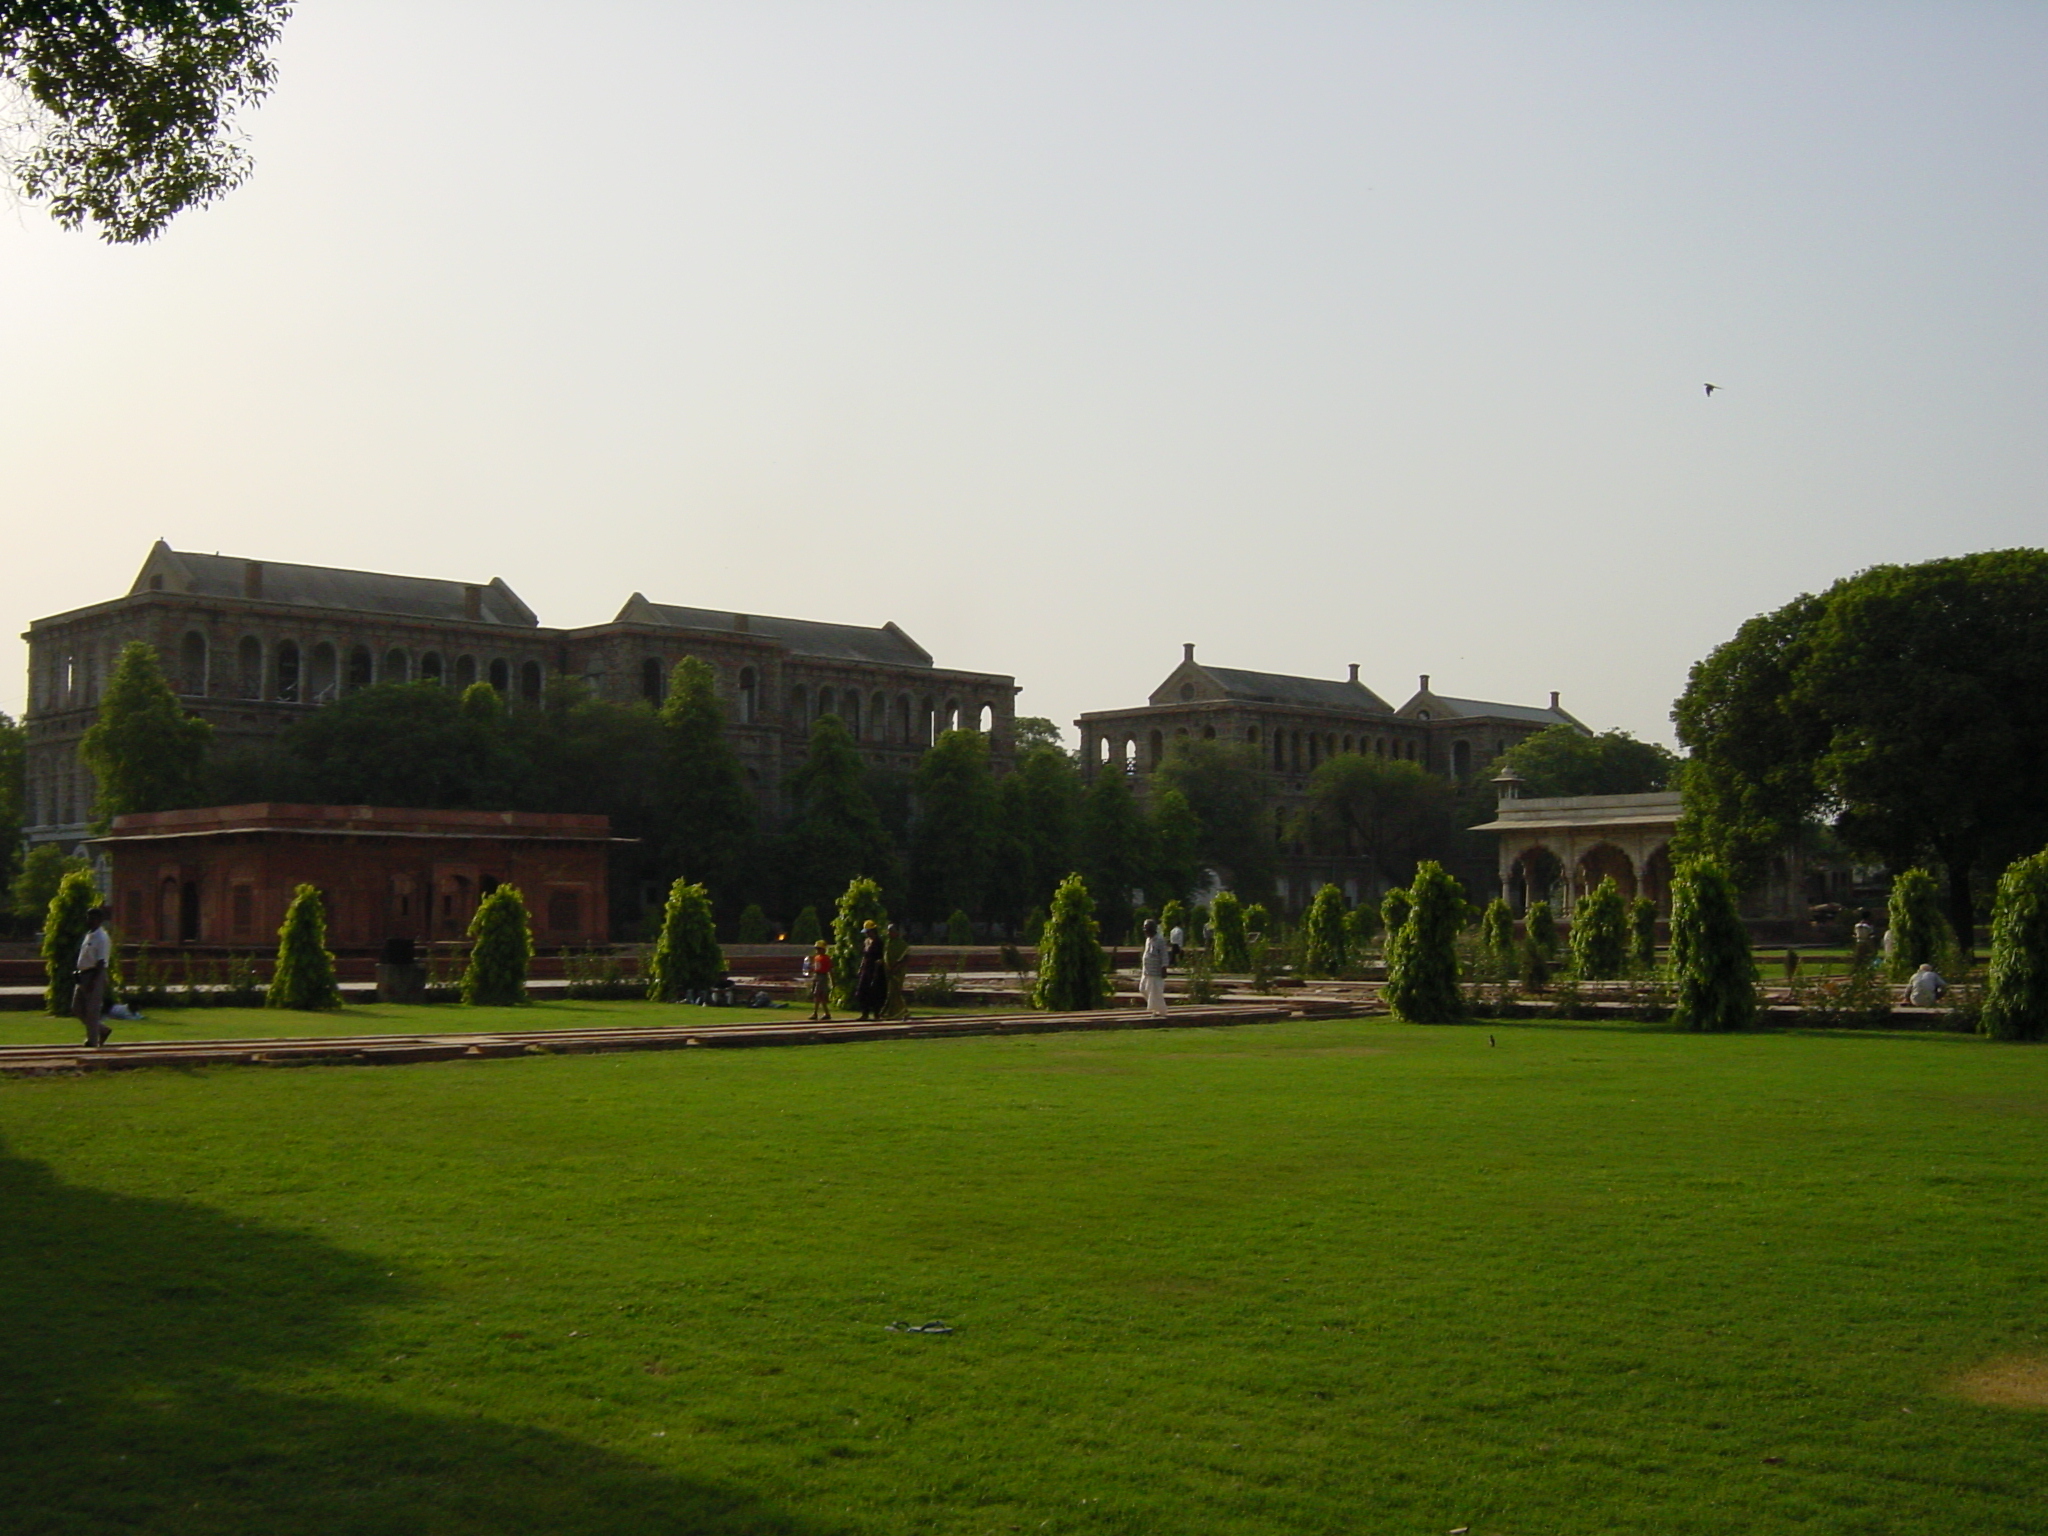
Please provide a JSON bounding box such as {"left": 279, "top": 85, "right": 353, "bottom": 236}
{"left": 0, "top": 1002, "right": 1316, "bottom": 1077}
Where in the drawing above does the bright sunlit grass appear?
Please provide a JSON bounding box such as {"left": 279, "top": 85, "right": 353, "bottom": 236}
{"left": 5, "top": 1017, "right": 2046, "bottom": 1534}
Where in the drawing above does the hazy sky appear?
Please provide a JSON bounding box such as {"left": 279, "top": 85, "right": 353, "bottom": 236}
{"left": 4, "top": 3, "right": 2044, "bottom": 744}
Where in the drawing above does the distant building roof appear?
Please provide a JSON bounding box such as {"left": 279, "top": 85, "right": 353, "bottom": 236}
{"left": 614, "top": 593, "right": 934, "bottom": 667}
{"left": 1424, "top": 695, "right": 1577, "bottom": 726}
{"left": 1194, "top": 666, "right": 1394, "bottom": 714}
{"left": 129, "top": 541, "right": 538, "bottom": 627}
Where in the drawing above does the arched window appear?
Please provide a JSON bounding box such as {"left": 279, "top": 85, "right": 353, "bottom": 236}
{"left": 1098, "top": 736, "right": 1112, "bottom": 765}
{"left": 179, "top": 632, "right": 208, "bottom": 695}
{"left": 945, "top": 699, "right": 962, "bottom": 733}
{"left": 308, "top": 643, "right": 337, "bottom": 702}
{"left": 923, "top": 698, "right": 938, "bottom": 745}
{"left": 420, "top": 651, "right": 445, "bottom": 685}
{"left": 519, "top": 661, "right": 542, "bottom": 704}
{"left": 845, "top": 692, "right": 861, "bottom": 740}
{"left": 1246, "top": 726, "right": 1260, "bottom": 745}
{"left": 1452, "top": 740, "right": 1471, "bottom": 778}
{"left": 642, "top": 658, "right": 665, "bottom": 704}
{"left": 381, "top": 648, "right": 409, "bottom": 685}
{"left": 1149, "top": 730, "right": 1164, "bottom": 766}
{"left": 488, "top": 659, "right": 510, "bottom": 694}
{"left": 872, "top": 692, "right": 888, "bottom": 741}
{"left": 1124, "top": 738, "right": 1138, "bottom": 774}
{"left": 455, "top": 655, "right": 477, "bottom": 689}
{"left": 346, "top": 646, "right": 373, "bottom": 693}
{"left": 275, "top": 640, "right": 301, "bottom": 702}
{"left": 739, "top": 669, "right": 758, "bottom": 723}
{"left": 789, "top": 684, "right": 807, "bottom": 724}
{"left": 817, "top": 687, "right": 837, "bottom": 726}
{"left": 976, "top": 702, "right": 993, "bottom": 733}
{"left": 236, "top": 636, "right": 262, "bottom": 698}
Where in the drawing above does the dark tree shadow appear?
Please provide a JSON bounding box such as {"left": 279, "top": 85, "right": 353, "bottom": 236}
{"left": 0, "top": 1138, "right": 841, "bottom": 1535}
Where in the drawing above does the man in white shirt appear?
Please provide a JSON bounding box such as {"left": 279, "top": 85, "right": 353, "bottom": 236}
{"left": 74, "top": 904, "right": 114, "bottom": 1047}
{"left": 1906, "top": 962, "right": 1946, "bottom": 1008}
{"left": 1139, "top": 918, "right": 1171, "bottom": 1015}
{"left": 1168, "top": 922, "right": 1185, "bottom": 966}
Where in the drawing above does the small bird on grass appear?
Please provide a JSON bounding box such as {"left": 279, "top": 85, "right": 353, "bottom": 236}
{"left": 1489, "top": 1034, "right": 1496, "bottom": 1047}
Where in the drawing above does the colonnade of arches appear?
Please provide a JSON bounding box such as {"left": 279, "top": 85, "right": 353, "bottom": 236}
{"left": 1087, "top": 722, "right": 1427, "bottom": 775}
{"left": 155, "top": 631, "right": 544, "bottom": 707}
{"left": 635, "top": 656, "right": 1003, "bottom": 749}
{"left": 1503, "top": 839, "right": 1674, "bottom": 916}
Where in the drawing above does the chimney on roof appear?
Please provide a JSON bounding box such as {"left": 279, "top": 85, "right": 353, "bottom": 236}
{"left": 1419, "top": 674, "right": 1430, "bottom": 693}
{"left": 1183, "top": 643, "right": 1195, "bottom": 664}
{"left": 1550, "top": 691, "right": 1561, "bottom": 711}
{"left": 242, "top": 561, "right": 263, "bottom": 600}
{"left": 734, "top": 613, "right": 749, "bottom": 633}
{"left": 1348, "top": 664, "right": 1360, "bottom": 683}
{"left": 463, "top": 584, "right": 484, "bottom": 621}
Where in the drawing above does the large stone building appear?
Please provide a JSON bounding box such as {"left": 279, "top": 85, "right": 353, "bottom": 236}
{"left": 1077, "top": 645, "right": 1581, "bottom": 908}
{"left": 21, "top": 542, "right": 1017, "bottom": 851}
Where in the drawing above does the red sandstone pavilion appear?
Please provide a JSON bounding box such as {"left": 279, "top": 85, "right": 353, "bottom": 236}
{"left": 95, "top": 804, "right": 616, "bottom": 949}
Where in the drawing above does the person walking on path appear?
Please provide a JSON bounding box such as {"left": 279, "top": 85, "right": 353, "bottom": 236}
{"left": 1140, "top": 917, "right": 1171, "bottom": 1015}
{"left": 1906, "top": 961, "right": 1946, "bottom": 1008}
{"left": 882, "top": 922, "right": 910, "bottom": 1020}
{"left": 1168, "top": 921, "right": 1185, "bottom": 967}
{"left": 854, "top": 919, "right": 889, "bottom": 1021}
{"left": 74, "top": 905, "right": 114, "bottom": 1048}
{"left": 806, "top": 940, "right": 834, "bottom": 1020}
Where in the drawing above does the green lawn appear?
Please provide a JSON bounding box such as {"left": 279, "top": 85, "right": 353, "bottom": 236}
{"left": 0, "top": 998, "right": 1012, "bottom": 1047}
{"left": 5, "top": 1018, "right": 2047, "bottom": 1535}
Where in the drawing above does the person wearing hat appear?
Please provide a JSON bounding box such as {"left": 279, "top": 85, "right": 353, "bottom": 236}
{"left": 854, "top": 918, "right": 889, "bottom": 1021}
{"left": 806, "top": 940, "right": 834, "bottom": 1020}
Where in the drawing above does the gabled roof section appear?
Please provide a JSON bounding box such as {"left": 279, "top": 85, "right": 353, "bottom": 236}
{"left": 129, "top": 541, "right": 538, "bottom": 627}
{"left": 1397, "top": 675, "right": 1583, "bottom": 729}
{"left": 1200, "top": 666, "right": 1394, "bottom": 713}
{"left": 615, "top": 593, "right": 934, "bottom": 667}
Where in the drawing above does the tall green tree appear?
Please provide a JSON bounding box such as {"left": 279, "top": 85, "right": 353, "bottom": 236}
{"left": 79, "top": 640, "right": 211, "bottom": 829}
{"left": 1153, "top": 740, "right": 1274, "bottom": 902}
{"left": 1980, "top": 850, "right": 2048, "bottom": 1041}
{"left": 1480, "top": 898, "right": 1515, "bottom": 966}
{"left": 1011, "top": 716, "right": 1069, "bottom": 756}
{"left": 13, "top": 843, "right": 88, "bottom": 923}
{"left": 828, "top": 876, "right": 888, "bottom": 1010}
{"left": 1301, "top": 753, "right": 1461, "bottom": 890}
{"left": 646, "top": 879, "right": 725, "bottom": 1001}
{"left": 1, "top": 0, "right": 292, "bottom": 242}
{"left": 1676, "top": 551, "right": 2048, "bottom": 940}
{"left": 1076, "top": 768, "right": 1149, "bottom": 941}
{"left": 989, "top": 744, "right": 1080, "bottom": 926}
{"left": 1147, "top": 787, "right": 1203, "bottom": 909}
{"left": 1627, "top": 897, "right": 1658, "bottom": 970}
{"left": 271, "top": 681, "right": 523, "bottom": 809}
{"left": 1033, "top": 873, "right": 1106, "bottom": 1012}
{"left": 463, "top": 885, "right": 533, "bottom": 1007}
{"left": 1569, "top": 876, "right": 1629, "bottom": 980}
{"left": 911, "top": 729, "right": 997, "bottom": 922}
{"left": 1487, "top": 724, "right": 1678, "bottom": 798}
{"left": 1669, "top": 861, "right": 1756, "bottom": 1032}
{"left": 267, "top": 884, "right": 341, "bottom": 1011}
{"left": 1384, "top": 862, "right": 1465, "bottom": 1023}
{"left": 657, "top": 657, "right": 756, "bottom": 909}
{"left": 1884, "top": 867, "right": 1954, "bottom": 981}
{"left": 1302, "top": 884, "right": 1349, "bottom": 977}
{"left": 1524, "top": 900, "right": 1558, "bottom": 960}
{"left": 41, "top": 867, "right": 100, "bottom": 1016}
{"left": 784, "top": 716, "right": 896, "bottom": 915}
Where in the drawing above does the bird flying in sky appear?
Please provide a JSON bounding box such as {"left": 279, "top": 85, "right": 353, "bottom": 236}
{"left": 1703, "top": 383, "right": 1720, "bottom": 395}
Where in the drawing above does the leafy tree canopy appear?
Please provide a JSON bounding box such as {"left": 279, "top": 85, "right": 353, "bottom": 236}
{"left": 1675, "top": 550, "right": 2048, "bottom": 936}
{"left": 989, "top": 744, "right": 1080, "bottom": 926}
{"left": 785, "top": 716, "right": 896, "bottom": 915}
{"left": 1299, "top": 753, "right": 1459, "bottom": 892}
{"left": 1, "top": 0, "right": 293, "bottom": 242}
{"left": 1012, "top": 717, "right": 1069, "bottom": 757}
{"left": 1076, "top": 767, "right": 1149, "bottom": 940}
{"left": 0, "top": 709, "right": 24, "bottom": 899}
{"left": 1489, "top": 723, "right": 1678, "bottom": 798}
{"left": 79, "top": 640, "right": 211, "bottom": 829}
{"left": 1152, "top": 740, "right": 1274, "bottom": 902}
{"left": 910, "top": 729, "right": 996, "bottom": 922}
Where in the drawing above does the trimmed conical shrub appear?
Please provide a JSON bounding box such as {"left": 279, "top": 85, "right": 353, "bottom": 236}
{"left": 1570, "top": 876, "right": 1628, "bottom": 980}
{"left": 946, "top": 909, "right": 974, "bottom": 946}
{"left": 1034, "top": 873, "right": 1106, "bottom": 1012}
{"left": 463, "top": 885, "right": 532, "bottom": 1006}
{"left": 1524, "top": 900, "right": 1558, "bottom": 961}
{"left": 1209, "top": 891, "right": 1250, "bottom": 971}
{"left": 1479, "top": 898, "right": 1514, "bottom": 968}
{"left": 1885, "top": 867, "right": 1953, "bottom": 981}
{"left": 829, "top": 877, "right": 888, "bottom": 1009}
{"left": 41, "top": 868, "right": 101, "bottom": 1017}
{"left": 1384, "top": 862, "right": 1465, "bottom": 1023}
{"left": 267, "top": 883, "right": 342, "bottom": 1010}
{"left": 735, "top": 903, "right": 770, "bottom": 943}
{"left": 788, "top": 905, "right": 821, "bottom": 945}
{"left": 1628, "top": 897, "right": 1657, "bottom": 970}
{"left": 1980, "top": 850, "right": 2048, "bottom": 1041}
{"left": 648, "top": 879, "right": 724, "bottom": 1001}
{"left": 1302, "top": 884, "right": 1349, "bottom": 977}
{"left": 1670, "top": 860, "right": 1756, "bottom": 1032}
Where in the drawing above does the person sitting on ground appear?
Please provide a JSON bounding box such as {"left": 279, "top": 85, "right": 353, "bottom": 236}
{"left": 807, "top": 940, "right": 833, "bottom": 1020}
{"left": 1906, "top": 961, "right": 1946, "bottom": 1008}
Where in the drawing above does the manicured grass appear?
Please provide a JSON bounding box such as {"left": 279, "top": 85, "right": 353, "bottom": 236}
{"left": 0, "top": 998, "right": 1009, "bottom": 1047}
{"left": 5, "top": 1018, "right": 2048, "bottom": 1534}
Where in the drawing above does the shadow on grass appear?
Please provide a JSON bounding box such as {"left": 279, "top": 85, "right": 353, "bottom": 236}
{"left": 0, "top": 1138, "right": 840, "bottom": 1536}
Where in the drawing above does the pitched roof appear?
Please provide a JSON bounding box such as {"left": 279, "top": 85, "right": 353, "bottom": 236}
{"left": 1198, "top": 666, "right": 1394, "bottom": 714}
{"left": 614, "top": 593, "right": 934, "bottom": 667}
{"left": 1422, "top": 695, "right": 1579, "bottom": 727}
{"left": 131, "top": 542, "right": 538, "bottom": 626}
